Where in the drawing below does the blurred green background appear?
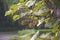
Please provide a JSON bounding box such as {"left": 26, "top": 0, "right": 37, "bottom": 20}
{"left": 0, "top": 0, "right": 19, "bottom": 31}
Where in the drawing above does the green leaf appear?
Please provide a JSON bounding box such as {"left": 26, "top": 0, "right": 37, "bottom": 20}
{"left": 10, "top": 4, "right": 18, "bottom": 11}
{"left": 33, "top": 0, "right": 45, "bottom": 12}
{"left": 5, "top": 9, "right": 19, "bottom": 16}
{"left": 5, "top": 4, "right": 19, "bottom": 16}
{"left": 45, "top": 17, "right": 51, "bottom": 23}
{"left": 21, "top": 2, "right": 26, "bottom": 6}
{"left": 19, "top": 0, "right": 24, "bottom": 3}
{"left": 5, "top": 10, "right": 13, "bottom": 16}
{"left": 18, "top": 29, "right": 36, "bottom": 36}
{"left": 12, "top": 15, "right": 21, "bottom": 21}
{"left": 53, "top": 36, "right": 58, "bottom": 40}
{"left": 25, "top": 6, "right": 29, "bottom": 11}
{"left": 34, "top": 16, "right": 38, "bottom": 20}
{"left": 52, "top": 24, "right": 59, "bottom": 33}
{"left": 40, "top": 9, "right": 50, "bottom": 16}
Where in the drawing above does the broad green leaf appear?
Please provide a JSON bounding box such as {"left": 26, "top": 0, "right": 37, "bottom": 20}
{"left": 21, "top": 2, "right": 26, "bottom": 5}
{"left": 9, "top": 4, "right": 19, "bottom": 15}
{"left": 52, "top": 24, "right": 59, "bottom": 33}
{"left": 19, "top": 0, "right": 29, "bottom": 7}
{"left": 33, "top": 4, "right": 50, "bottom": 16}
{"left": 18, "top": 29, "right": 36, "bottom": 36}
{"left": 19, "top": 0, "right": 26, "bottom": 7}
{"left": 5, "top": 10, "right": 13, "bottom": 16}
{"left": 40, "top": 9, "right": 50, "bottom": 16}
{"left": 5, "top": 4, "right": 19, "bottom": 16}
{"left": 53, "top": 36, "right": 58, "bottom": 40}
{"left": 18, "top": 2, "right": 25, "bottom": 7}
{"left": 45, "top": 17, "right": 51, "bottom": 23}
{"left": 12, "top": 15, "right": 21, "bottom": 21}
{"left": 25, "top": 6, "right": 29, "bottom": 11}
{"left": 5, "top": 9, "right": 18, "bottom": 16}
{"left": 10, "top": 4, "right": 18, "bottom": 11}
{"left": 34, "top": 16, "right": 38, "bottom": 20}
{"left": 33, "top": 0, "right": 45, "bottom": 12}
{"left": 19, "top": 0, "right": 24, "bottom": 3}
{"left": 25, "top": 0, "right": 36, "bottom": 7}
{"left": 38, "top": 4, "right": 51, "bottom": 16}
{"left": 30, "top": 16, "right": 34, "bottom": 19}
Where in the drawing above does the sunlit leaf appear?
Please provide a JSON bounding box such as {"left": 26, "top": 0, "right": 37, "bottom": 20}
{"left": 12, "top": 15, "right": 21, "bottom": 21}
{"left": 5, "top": 10, "right": 13, "bottom": 16}
{"left": 19, "top": 0, "right": 24, "bottom": 3}
{"left": 39, "top": 5, "right": 51, "bottom": 16}
{"left": 5, "top": 0, "right": 59, "bottom": 33}
{"left": 25, "top": 0, "right": 36, "bottom": 7}
{"left": 33, "top": 0, "right": 45, "bottom": 12}
{"left": 10, "top": 4, "right": 18, "bottom": 10}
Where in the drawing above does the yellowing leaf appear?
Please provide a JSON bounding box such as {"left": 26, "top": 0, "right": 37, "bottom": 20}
{"left": 12, "top": 15, "right": 21, "bottom": 21}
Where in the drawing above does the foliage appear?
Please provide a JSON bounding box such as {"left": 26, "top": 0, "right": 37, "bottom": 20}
{"left": 45, "top": 17, "right": 58, "bottom": 28}
{"left": 52, "top": 24, "right": 59, "bottom": 33}
{"left": 5, "top": 0, "right": 60, "bottom": 33}
{"left": 18, "top": 33, "right": 34, "bottom": 40}
{"left": 18, "top": 29, "right": 37, "bottom": 36}
{"left": 12, "top": 15, "right": 21, "bottom": 21}
{"left": 52, "top": 36, "right": 58, "bottom": 40}
{"left": 5, "top": 0, "right": 59, "bottom": 40}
